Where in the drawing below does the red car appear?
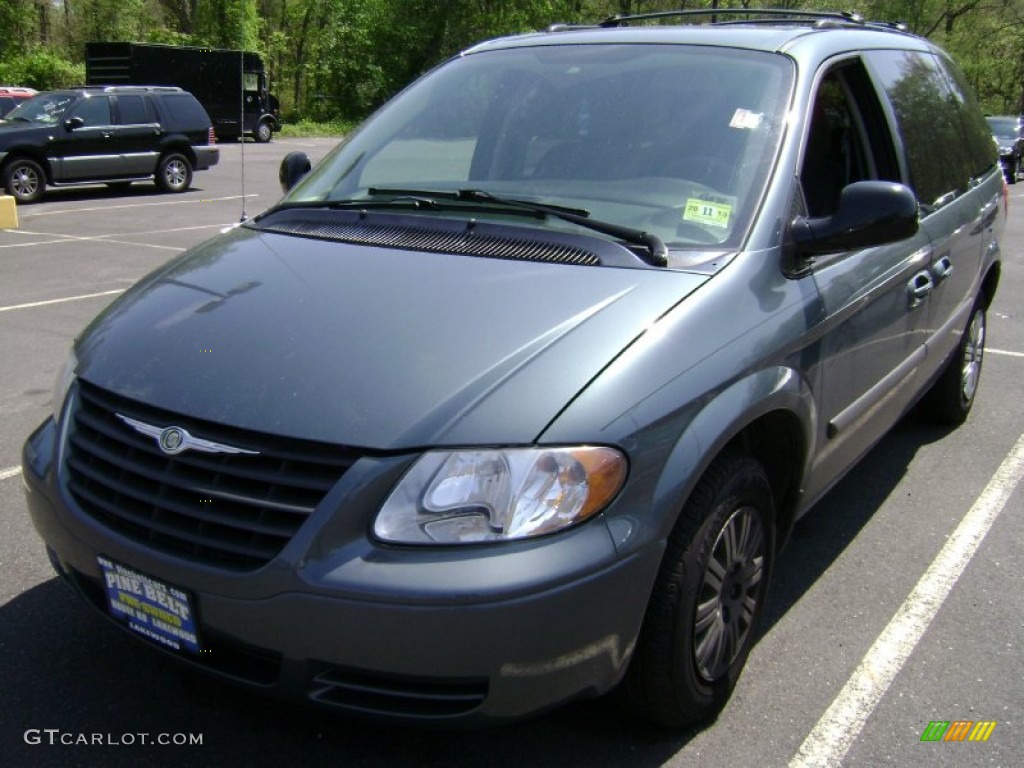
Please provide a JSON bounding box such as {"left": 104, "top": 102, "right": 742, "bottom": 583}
{"left": 0, "top": 86, "right": 37, "bottom": 117}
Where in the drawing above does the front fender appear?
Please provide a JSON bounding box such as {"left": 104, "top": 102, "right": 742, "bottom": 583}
{"left": 649, "top": 365, "right": 816, "bottom": 542}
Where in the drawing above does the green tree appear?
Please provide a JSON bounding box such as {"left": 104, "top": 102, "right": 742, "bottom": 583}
{"left": 4, "top": 0, "right": 1024, "bottom": 124}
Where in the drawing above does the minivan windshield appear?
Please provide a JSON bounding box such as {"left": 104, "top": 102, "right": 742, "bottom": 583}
{"left": 284, "top": 43, "right": 793, "bottom": 250}
{"left": 4, "top": 92, "right": 77, "bottom": 125}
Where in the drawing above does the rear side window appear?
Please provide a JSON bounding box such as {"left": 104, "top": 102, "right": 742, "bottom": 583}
{"left": 157, "top": 94, "right": 211, "bottom": 128}
{"left": 934, "top": 55, "right": 999, "bottom": 178}
{"left": 866, "top": 50, "right": 993, "bottom": 210}
{"left": 116, "top": 95, "right": 154, "bottom": 125}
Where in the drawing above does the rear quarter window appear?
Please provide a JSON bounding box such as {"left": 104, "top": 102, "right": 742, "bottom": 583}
{"left": 116, "top": 94, "right": 155, "bottom": 125}
{"left": 934, "top": 55, "right": 999, "bottom": 177}
{"left": 866, "top": 49, "right": 995, "bottom": 209}
{"left": 157, "top": 94, "right": 211, "bottom": 129}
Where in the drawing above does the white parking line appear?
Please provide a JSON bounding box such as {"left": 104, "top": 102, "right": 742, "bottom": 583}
{"left": 790, "top": 432, "right": 1024, "bottom": 768}
{"left": 0, "top": 224, "right": 229, "bottom": 250}
{"left": 989, "top": 347, "right": 1024, "bottom": 358}
{"left": 0, "top": 465, "right": 22, "bottom": 481}
{"left": 0, "top": 289, "right": 125, "bottom": 313}
{"left": 22, "top": 193, "right": 258, "bottom": 217}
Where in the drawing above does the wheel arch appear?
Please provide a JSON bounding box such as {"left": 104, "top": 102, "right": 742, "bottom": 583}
{"left": 651, "top": 366, "right": 814, "bottom": 553}
{"left": 980, "top": 262, "right": 1000, "bottom": 309}
{"left": 157, "top": 139, "right": 197, "bottom": 166}
{"left": 1, "top": 148, "right": 53, "bottom": 183}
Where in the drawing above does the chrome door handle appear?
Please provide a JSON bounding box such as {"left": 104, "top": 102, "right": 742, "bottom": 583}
{"left": 931, "top": 255, "right": 954, "bottom": 282}
{"left": 908, "top": 270, "right": 934, "bottom": 308}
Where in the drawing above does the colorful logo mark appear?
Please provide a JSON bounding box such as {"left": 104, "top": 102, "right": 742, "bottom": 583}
{"left": 921, "top": 720, "right": 996, "bottom": 742}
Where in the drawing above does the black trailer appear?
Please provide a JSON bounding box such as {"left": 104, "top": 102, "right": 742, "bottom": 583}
{"left": 85, "top": 42, "right": 280, "bottom": 142}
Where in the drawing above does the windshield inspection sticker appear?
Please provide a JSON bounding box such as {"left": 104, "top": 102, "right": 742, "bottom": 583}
{"left": 684, "top": 198, "right": 732, "bottom": 229}
{"left": 98, "top": 556, "right": 201, "bottom": 654}
{"left": 730, "top": 108, "right": 763, "bottom": 130}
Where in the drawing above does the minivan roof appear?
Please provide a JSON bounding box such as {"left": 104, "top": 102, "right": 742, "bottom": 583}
{"left": 465, "top": 20, "right": 933, "bottom": 58}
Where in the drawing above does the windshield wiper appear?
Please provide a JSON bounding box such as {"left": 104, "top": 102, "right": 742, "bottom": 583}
{"left": 368, "top": 187, "right": 669, "bottom": 266}
{"left": 259, "top": 196, "right": 445, "bottom": 220}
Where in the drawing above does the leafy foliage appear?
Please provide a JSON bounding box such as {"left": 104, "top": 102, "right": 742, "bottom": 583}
{"left": 0, "top": 49, "right": 84, "bottom": 90}
{"left": 2, "top": 1, "right": 1023, "bottom": 120}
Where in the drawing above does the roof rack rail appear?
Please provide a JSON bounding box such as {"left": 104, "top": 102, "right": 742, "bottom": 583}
{"left": 597, "top": 8, "right": 867, "bottom": 28}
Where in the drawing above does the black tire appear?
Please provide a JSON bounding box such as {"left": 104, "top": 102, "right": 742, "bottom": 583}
{"left": 921, "top": 295, "right": 986, "bottom": 425}
{"left": 254, "top": 121, "right": 273, "bottom": 143}
{"left": 3, "top": 157, "right": 46, "bottom": 203}
{"left": 622, "top": 450, "right": 775, "bottom": 727}
{"left": 155, "top": 153, "right": 193, "bottom": 193}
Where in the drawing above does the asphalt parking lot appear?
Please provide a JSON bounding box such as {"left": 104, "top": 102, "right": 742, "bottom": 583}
{"left": 1, "top": 141, "right": 1022, "bottom": 767}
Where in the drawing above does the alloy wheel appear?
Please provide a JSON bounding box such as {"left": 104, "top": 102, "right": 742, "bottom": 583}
{"left": 693, "top": 505, "right": 766, "bottom": 682}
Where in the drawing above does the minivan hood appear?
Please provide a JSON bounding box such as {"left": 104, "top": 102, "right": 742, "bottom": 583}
{"left": 74, "top": 226, "right": 707, "bottom": 449}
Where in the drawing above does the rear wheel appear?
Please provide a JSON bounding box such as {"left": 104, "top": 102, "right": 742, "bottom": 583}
{"left": 921, "top": 295, "right": 986, "bottom": 425}
{"left": 3, "top": 157, "right": 46, "bottom": 203}
{"left": 623, "top": 450, "right": 775, "bottom": 727}
{"left": 155, "top": 153, "right": 192, "bottom": 193}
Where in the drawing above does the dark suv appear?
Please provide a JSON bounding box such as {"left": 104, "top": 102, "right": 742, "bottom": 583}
{"left": 0, "top": 85, "right": 219, "bottom": 202}
{"left": 985, "top": 115, "right": 1023, "bottom": 184}
{"left": 24, "top": 10, "right": 1003, "bottom": 728}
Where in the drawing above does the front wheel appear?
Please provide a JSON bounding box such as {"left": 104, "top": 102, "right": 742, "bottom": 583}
{"left": 155, "top": 153, "right": 193, "bottom": 193}
{"left": 921, "top": 296, "right": 986, "bottom": 425}
{"left": 3, "top": 157, "right": 46, "bottom": 203}
{"left": 622, "top": 450, "right": 775, "bottom": 727}
{"left": 254, "top": 121, "right": 273, "bottom": 143}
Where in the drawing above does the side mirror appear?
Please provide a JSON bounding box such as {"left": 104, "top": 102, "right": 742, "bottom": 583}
{"left": 279, "top": 151, "right": 312, "bottom": 193}
{"left": 64, "top": 116, "right": 85, "bottom": 131}
{"left": 791, "top": 181, "right": 919, "bottom": 256}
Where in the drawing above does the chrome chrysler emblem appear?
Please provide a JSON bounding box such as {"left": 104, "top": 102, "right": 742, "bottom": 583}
{"left": 158, "top": 427, "right": 186, "bottom": 454}
{"left": 115, "top": 414, "right": 260, "bottom": 456}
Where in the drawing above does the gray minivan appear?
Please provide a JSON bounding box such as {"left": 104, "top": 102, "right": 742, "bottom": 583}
{"left": 24, "top": 10, "right": 1003, "bottom": 727}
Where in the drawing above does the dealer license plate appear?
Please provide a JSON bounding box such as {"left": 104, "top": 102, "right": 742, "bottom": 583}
{"left": 97, "top": 556, "right": 201, "bottom": 654}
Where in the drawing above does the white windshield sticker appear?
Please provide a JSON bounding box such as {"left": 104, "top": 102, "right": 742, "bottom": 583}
{"left": 730, "top": 109, "right": 763, "bottom": 130}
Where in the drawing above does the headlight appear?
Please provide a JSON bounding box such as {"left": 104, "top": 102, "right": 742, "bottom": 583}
{"left": 374, "top": 446, "right": 627, "bottom": 544}
{"left": 52, "top": 347, "right": 77, "bottom": 421}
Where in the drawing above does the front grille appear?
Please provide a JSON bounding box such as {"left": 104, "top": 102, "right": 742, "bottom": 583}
{"left": 262, "top": 219, "right": 602, "bottom": 266}
{"left": 310, "top": 665, "right": 488, "bottom": 719}
{"left": 65, "top": 380, "right": 358, "bottom": 570}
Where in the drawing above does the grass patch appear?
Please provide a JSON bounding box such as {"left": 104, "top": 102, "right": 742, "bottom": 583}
{"left": 278, "top": 119, "right": 355, "bottom": 138}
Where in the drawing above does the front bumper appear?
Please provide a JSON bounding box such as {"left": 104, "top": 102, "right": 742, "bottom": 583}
{"left": 23, "top": 417, "right": 662, "bottom": 724}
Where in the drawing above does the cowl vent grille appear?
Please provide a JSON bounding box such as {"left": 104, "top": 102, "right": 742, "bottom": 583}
{"left": 261, "top": 218, "right": 602, "bottom": 266}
